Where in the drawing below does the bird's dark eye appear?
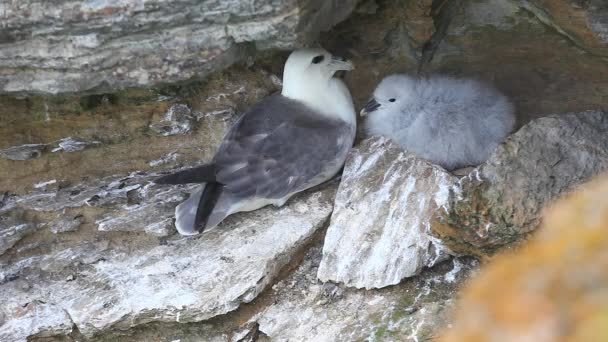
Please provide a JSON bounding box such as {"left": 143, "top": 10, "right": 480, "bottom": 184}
{"left": 389, "top": 98, "right": 396, "bottom": 102}
{"left": 312, "top": 55, "right": 325, "bottom": 64}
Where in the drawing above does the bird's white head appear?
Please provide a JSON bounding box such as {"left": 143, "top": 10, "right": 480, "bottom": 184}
{"left": 281, "top": 48, "right": 356, "bottom": 125}
{"left": 360, "top": 74, "right": 416, "bottom": 118}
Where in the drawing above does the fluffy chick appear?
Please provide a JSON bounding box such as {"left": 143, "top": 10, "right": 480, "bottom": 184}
{"left": 362, "top": 74, "right": 515, "bottom": 170}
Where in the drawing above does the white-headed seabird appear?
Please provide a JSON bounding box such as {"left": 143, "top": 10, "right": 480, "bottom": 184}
{"left": 361, "top": 74, "right": 515, "bottom": 170}
{"left": 155, "top": 48, "right": 356, "bottom": 235}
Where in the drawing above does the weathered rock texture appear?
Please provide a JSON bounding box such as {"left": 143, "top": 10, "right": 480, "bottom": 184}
{"left": 427, "top": 0, "right": 608, "bottom": 122}
{"left": 0, "top": 65, "right": 280, "bottom": 193}
{"left": 440, "top": 174, "right": 608, "bottom": 342}
{"left": 0, "top": 0, "right": 359, "bottom": 95}
{"left": 259, "top": 246, "right": 476, "bottom": 342}
{"left": 318, "top": 137, "right": 453, "bottom": 289}
{"left": 0, "top": 301, "right": 74, "bottom": 342}
{"left": 0, "top": 0, "right": 608, "bottom": 340}
{"left": 0, "top": 176, "right": 336, "bottom": 340}
{"left": 518, "top": 0, "right": 608, "bottom": 52}
{"left": 434, "top": 111, "right": 608, "bottom": 255}
{"left": 0, "top": 209, "right": 38, "bottom": 255}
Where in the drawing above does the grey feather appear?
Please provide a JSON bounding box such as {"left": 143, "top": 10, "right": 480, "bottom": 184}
{"left": 175, "top": 185, "right": 204, "bottom": 235}
{"left": 175, "top": 184, "right": 231, "bottom": 235}
{"left": 154, "top": 164, "right": 216, "bottom": 184}
{"left": 363, "top": 74, "right": 516, "bottom": 170}
{"left": 214, "top": 93, "right": 354, "bottom": 199}
{"left": 173, "top": 93, "right": 354, "bottom": 233}
{"left": 162, "top": 48, "right": 356, "bottom": 235}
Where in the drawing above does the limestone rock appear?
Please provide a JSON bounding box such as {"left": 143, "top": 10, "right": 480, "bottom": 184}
{"left": 0, "top": 144, "right": 47, "bottom": 161}
{"left": 0, "top": 138, "right": 100, "bottom": 161}
{"left": 47, "top": 215, "right": 83, "bottom": 234}
{"left": 0, "top": 300, "right": 74, "bottom": 342}
{"left": 434, "top": 111, "right": 608, "bottom": 255}
{"left": 0, "top": 209, "right": 39, "bottom": 256}
{"left": 148, "top": 152, "right": 180, "bottom": 167}
{"left": 149, "top": 104, "right": 195, "bottom": 136}
{"left": 0, "top": 0, "right": 360, "bottom": 95}
{"left": 258, "top": 245, "right": 476, "bottom": 341}
{"left": 0, "top": 179, "right": 336, "bottom": 339}
{"left": 318, "top": 137, "right": 453, "bottom": 289}
{"left": 0, "top": 66, "right": 276, "bottom": 194}
{"left": 93, "top": 178, "right": 194, "bottom": 236}
{"left": 440, "top": 174, "right": 608, "bottom": 342}
{"left": 51, "top": 137, "right": 100, "bottom": 153}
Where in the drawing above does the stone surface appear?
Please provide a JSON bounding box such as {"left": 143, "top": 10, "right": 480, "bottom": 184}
{"left": 0, "top": 0, "right": 359, "bottom": 95}
{"left": 433, "top": 111, "right": 608, "bottom": 255}
{"left": 318, "top": 137, "right": 453, "bottom": 289}
{"left": 426, "top": 0, "right": 608, "bottom": 123}
{"left": 0, "top": 209, "right": 39, "bottom": 256}
{"left": 0, "top": 144, "right": 47, "bottom": 161}
{"left": 91, "top": 176, "right": 191, "bottom": 236}
{"left": 0, "top": 1, "right": 607, "bottom": 340}
{"left": 0, "top": 65, "right": 279, "bottom": 194}
{"left": 0, "top": 300, "right": 74, "bottom": 342}
{"left": 0, "top": 138, "right": 101, "bottom": 161}
{"left": 518, "top": 0, "right": 608, "bottom": 53}
{"left": 258, "top": 246, "right": 477, "bottom": 341}
{"left": 588, "top": 0, "right": 608, "bottom": 42}
{"left": 51, "top": 137, "right": 100, "bottom": 153}
{"left": 0, "top": 177, "right": 336, "bottom": 339}
{"left": 149, "top": 104, "right": 195, "bottom": 136}
{"left": 47, "top": 216, "right": 83, "bottom": 234}
{"left": 440, "top": 174, "right": 608, "bottom": 342}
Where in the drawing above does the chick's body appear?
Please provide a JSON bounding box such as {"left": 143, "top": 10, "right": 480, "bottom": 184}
{"left": 363, "top": 75, "right": 515, "bottom": 170}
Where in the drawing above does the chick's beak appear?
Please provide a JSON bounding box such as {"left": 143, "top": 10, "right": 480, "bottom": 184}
{"left": 360, "top": 98, "right": 380, "bottom": 117}
{"left": 329, "top": 55, "right": 354, "bottom": 71}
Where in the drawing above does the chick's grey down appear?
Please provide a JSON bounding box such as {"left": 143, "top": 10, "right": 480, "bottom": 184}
{"left": 362, "top": 74, "right": 516, "bottom": 170}
{"left": 155, "top": 48, "right": 356, "bottom": 235}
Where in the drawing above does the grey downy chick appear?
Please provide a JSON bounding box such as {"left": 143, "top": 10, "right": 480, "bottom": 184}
{"left": 362, "top": 74, "right": 515, "bottom": 170}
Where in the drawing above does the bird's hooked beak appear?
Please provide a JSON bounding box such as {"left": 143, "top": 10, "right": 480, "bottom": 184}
{"left": 328, "top": 55, "right": 354, "bottom": 72}
{"left": 360, "top": 98, "right": 380, "bottom": 117}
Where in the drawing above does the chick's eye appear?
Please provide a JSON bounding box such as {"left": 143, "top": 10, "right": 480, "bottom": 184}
{"left": 312, "top": 55, "right": 324, "bottom": 64}
{"left": 388, "top": 98, "right": 396, "bottom": 102}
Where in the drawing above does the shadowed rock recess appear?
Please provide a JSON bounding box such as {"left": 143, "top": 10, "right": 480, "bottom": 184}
{"left": 1, "top": 0, "right": 608, "bottom": 341}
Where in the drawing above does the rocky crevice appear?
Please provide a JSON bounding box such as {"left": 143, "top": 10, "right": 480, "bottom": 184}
{"left": 517, "top": 0, "right": 607, "bottom": 59}
{"left": 1, "top": 0, "right": 608, "bottom": 340}
{"left": 419, "top": 0, "right": 464, "bottom": 73}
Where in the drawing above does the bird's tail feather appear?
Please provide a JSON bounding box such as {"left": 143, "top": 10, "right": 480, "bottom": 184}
{"left": 174, "top": 182, "right": 226, "bottom": 235}
{"left": 194, "top": 181, "right": 223, "bottom": 233}
{"left": 175, "top": 186, "right": 204, "bottom": 235}
{"left": 155, "top": 164, "right": 216, "bottom": 184}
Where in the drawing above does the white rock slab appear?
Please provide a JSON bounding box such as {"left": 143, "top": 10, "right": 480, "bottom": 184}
{"left": 257, "top": 247, "right": 475, "bottom": 342}
{"left": 318, "top": 137, "right": 455, "bottom": 289}
{"left": 0, "top": 300, "right": 73, "bottom": 342}
{"left": 0, "top": 186, "right": 335, "bottom": 339}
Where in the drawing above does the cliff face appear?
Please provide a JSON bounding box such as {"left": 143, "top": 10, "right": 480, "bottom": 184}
{"left": 0, "top": 0, "right": 359, "bottom": 94}
{"left": 1, "top": 0, "right": 607, "bottom": 341}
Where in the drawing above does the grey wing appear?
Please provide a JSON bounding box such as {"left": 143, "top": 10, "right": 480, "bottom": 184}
{"left": 213, "top": 97, "right": 352, "bottom": 199}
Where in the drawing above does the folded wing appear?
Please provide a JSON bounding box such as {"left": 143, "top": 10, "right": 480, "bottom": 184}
{"left": 214, "top": 94, "right": 352, "bottom": 199}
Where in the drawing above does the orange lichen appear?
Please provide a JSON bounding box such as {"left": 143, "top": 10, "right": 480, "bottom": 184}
{"left": 440, "top": 174, "right": 608, "bottom": 342}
